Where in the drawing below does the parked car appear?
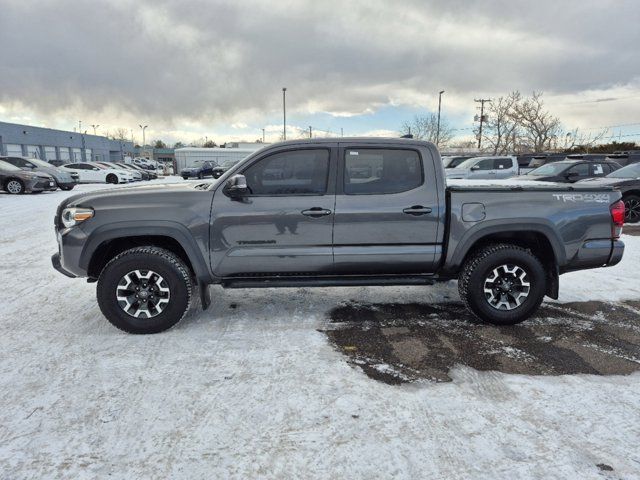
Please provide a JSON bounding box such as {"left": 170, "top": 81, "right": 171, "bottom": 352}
{"left": 578, "top": 162, "right": 640, "bottom": 223}
{"left": 445, "top": 156, "right": 518, "bottom": 179}
{"left": 52, "top": 138, "right": 625, "bottom": 334}
{"left": 1, "top": 156, "right": 78, "bottom": 190}
{"left": 181, "top": 161, "right": 216, "bottom": 179}
{"left": 0, "top": 159, "right": 56, "bottom": 194}
{"left": 211, "top": 160, "right": 240, "bottom": 179}
{"left": 116, "top": 163, "right": 152, "bottom": 181}
{"left": 48, "top": 160, "right": 67, "bottom": 167}
{"left": 93, "top": 162, "right": 142, "bottom": 181}
{"left": 442, "top": 155, "right": 473, "bottom": 169}
{"left": 605, "top": 153, "right": 640, "bottom": 167}
{"left": 128, "top": 163, "right": 158, "bottom": 180}
{"left": 61, "top": 162, "right": 133, "bottom": 184}
{"left": 133, "top": 157, "right": 158, "bottom": 170}
{"left": 90, "top": 162, "right": 136, "bottom": 182}
{"left": 520, "top": 159, "right": 621, "bottom": 183}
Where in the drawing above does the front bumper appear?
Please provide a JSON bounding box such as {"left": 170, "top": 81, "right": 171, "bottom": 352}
{"left": 51, "top": 252, "right": 76, "bottom": 278}
{"left": 27, "top": 178, "right": 57, "bottom": 192}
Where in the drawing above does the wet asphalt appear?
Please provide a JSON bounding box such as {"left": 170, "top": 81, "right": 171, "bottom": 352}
{"left": 322, "top": 301, "right": 640, "bottom": 384}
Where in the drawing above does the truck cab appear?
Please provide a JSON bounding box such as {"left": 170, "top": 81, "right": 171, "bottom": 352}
{"left": 445, "top": 156, "right": 518, "bottom": 180}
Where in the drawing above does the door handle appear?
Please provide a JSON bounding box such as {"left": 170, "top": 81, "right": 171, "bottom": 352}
{"left": 403, "top": 205, "right": 432, "bottom": 216}
{"left": 301, "top": 207, "right": 332, "bottom": 218}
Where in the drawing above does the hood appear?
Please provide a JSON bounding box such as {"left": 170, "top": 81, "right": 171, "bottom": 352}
{"left": 445, "top": 168, "right": 468, "bottom": 179}
{"left": 36, "top": 165, "right": 73, "bottom": 181}
{"left": 62, "top": 181, "right": 213, "bottom": 209}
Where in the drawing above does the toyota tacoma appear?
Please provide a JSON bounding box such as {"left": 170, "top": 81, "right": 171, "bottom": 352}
{"left": 52, "top": 138, "right": 625, "bottom": 333}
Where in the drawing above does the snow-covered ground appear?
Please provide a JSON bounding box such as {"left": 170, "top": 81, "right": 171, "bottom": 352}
{"left": 1, "top": 181, "right": 639, "bottom": 479}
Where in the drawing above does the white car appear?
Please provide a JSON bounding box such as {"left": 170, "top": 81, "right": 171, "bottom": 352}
{"left": 133, "top": 157, "right": 158, "bottom": 170}
{"left": 61, "top": 162, "right": 133, "bottom": 184}
{"left": 94, "top": 161, "right": 142, "bottom": 181}
{"left": 445, "top": 156, "right": 518, "bottom": 180}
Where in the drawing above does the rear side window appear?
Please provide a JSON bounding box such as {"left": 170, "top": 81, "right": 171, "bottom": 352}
{"left": 494, "top": 158, "right": 512, "bottom": 169}
{"left": 243, "top": 149, "right": 330, "bottom": 195}
{"left": 344, "top": 149, "right": 422, "bottom": 195}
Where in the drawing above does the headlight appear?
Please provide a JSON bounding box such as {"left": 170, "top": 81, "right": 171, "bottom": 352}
{"left": 61, "top": 207, "right": 94, "bottom": 228}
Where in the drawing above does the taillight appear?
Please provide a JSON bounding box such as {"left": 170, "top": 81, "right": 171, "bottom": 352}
{"left": 610, "top": 200, "right": 625, "bottom": 239}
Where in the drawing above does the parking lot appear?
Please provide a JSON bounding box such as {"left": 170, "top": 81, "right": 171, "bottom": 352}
{"left": 1, "top": 181, "right": 639, "bottom": 479}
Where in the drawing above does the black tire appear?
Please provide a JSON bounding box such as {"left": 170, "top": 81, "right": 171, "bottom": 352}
{"left": 623, "top": 194, "right": 640, "bottom": 224}
{"left": 97, "top": 247, "right": 192, "bottom": 334}
{"left": 60, "top": 185, "right": 75, "bottom": 191}
{"left": 458, "top": 243, "right": 546, "bottom": 325}
{"left": 197, "top": 172, "right": 204, "bottom": 179}
{"left": 182, "top": 176, "right": 189, "bottom": 180}
{"left": 5, "top": 178, "right": 25, "bottom": 194}
{"left": 106, "top": 173, "right": 119, "bottom": 184}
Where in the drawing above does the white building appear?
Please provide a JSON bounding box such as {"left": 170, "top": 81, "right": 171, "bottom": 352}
{"left": 174, "top": 147, "right": 262, "bottom": 171}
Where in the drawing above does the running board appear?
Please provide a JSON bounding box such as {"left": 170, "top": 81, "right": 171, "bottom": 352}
{"left": 221, "top": 275, "right": 435, "bottom": 289}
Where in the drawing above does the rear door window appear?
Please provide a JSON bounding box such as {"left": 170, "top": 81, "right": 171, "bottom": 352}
{"left": 344, "top": 149, "right": 422, "bottom": 195}
{"left": 474, "top": 159, "right": 494, "bottom": 170}
{"left": 494, "top": 158, "right": 513, "bottom": 170}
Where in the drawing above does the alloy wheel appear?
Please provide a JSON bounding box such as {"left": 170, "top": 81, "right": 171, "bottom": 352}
{"left": 483, "top": 264, "right": 530, "bottom": 311}
{"left": 116, "top": 269, "right": 171, "bottom": 318}
{"left": 624, "top": 197, "right": 640, "bottom": 223}
{"left": 6, "top": 180, "right": 23, "bottom": 194}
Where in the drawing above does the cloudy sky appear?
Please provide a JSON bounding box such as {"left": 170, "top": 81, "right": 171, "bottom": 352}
{"left": 1, "top": 0, "right": 639, "bottom": 145}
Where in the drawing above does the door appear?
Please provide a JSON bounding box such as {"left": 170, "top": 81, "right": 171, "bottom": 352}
{"left": 494, "top": 157, "right": 515, "bottom": 178}
{"left": 468, "top": 158, "right": 496, "bottom": 179}
{"left": 564, "top": 162, "right": 590, "bottom": 182}
{"left": 333, "top": 146, "right": 440, "bottom": 274}
{"left": 210, "top": 147, "right": 337, "bottom": 276}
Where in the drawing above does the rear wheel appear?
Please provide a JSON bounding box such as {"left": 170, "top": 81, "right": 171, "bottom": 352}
{"left": 458, "top": 244, "right": 546, "bottom": 325}
{"left": 197, "top": 172, "right": 204, "bottom": 179}
{"left": 5, "top": 179, "right": 25, "bottom": 194}
{"left": 97, "top": 247, "right": 192, "bottom": 334}
{"left": 623, "top": 194, "right": 640, "bottom": 223}
{"left": 60, "top": 185, "right": 75, "bottom": 191}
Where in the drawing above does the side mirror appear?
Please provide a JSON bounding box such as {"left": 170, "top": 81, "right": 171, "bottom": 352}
{"left": 93, "top": 167, "right": 100, "bottom": 171}
{"left": 566, "top": 171, "right": 579, "bottom": 178}
{"left": 27, "top": 164, "right": 36, "bottom": 169}
{"left": 225, "top": 174, "right": 249, "bottom": 197}
{"left": 471, "top": 165, "right": 480, "bottom": 170}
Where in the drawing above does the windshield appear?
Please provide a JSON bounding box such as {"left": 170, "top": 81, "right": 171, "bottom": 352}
{"left": 528, "top": 162, "right": 571, "bottom": 176}
{"left": 28, "top": 158, "right": 54, "bottom": 168}
{"left": 0, "top": 160, "right": 21, "bottom": 171}
{"left": 607, "top": 162, "right": 640, "bottom": 179}
{"left": 446, "top": 156, "right": 471, "bottom": 168}
{"left": 454, "top": 157, "right": 484, "bottom": 170}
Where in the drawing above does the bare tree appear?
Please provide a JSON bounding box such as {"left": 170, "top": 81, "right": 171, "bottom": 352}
{"left": 400, "top": 114, "right": 454, "bottom": 147}
{"left": 109, "top": 128, "right": 130, "bottom": 142}
{"left": 479, "top": 91, "right": 521, "bottom": 154}
{"left": 559, "top": 128, "right": 609, "bottom": 152}
{"left": 512, "top": 91, "right": 562, "bottom": 151}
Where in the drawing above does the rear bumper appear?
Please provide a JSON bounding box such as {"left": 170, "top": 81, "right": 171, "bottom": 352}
{"left": 566, "top": 239, "right": 625, "bottom": 271}
{"left": 608, "top": 239, "right": 625, "bottom": 267}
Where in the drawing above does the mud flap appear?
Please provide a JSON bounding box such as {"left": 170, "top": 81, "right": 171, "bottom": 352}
{"left": 199, "top": 282, "right": 211, "bottom": 310}
{"left": 545, "top": 265, "right": 559, "bottom": 300}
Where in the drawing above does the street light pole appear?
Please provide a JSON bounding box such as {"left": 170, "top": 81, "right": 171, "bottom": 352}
{"left": 436, "top": 90, "right": 445, "bottom": 147}
{"left": 282, "top": 87, "right": 287, "bottom": 141}
{"left": 262, "top": 128, "right": 265, "bottom": 143}
{"left": 90, "top": 124, "right": 100, "bottom": 135}
{"left": 139, "top": 124, "right": 148, "bottom": 148}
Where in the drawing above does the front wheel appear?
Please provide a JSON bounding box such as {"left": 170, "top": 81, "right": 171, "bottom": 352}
{"left": 97, "top": 247, "right": 193, "bottom": 334}
{"left": 5, "top": 179, "right": 25, "bottom": 194}
{"left": 106, "top": 174, "right": 119, "bottom": 184}
{"left": 458, "top": 244, "right": 546, "bottom": 325}
{"left": 59, "top": 185, "right": 75, "bottom": 191}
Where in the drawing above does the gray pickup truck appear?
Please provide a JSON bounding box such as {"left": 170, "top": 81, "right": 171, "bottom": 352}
{"left": 52, "top": 138, "right": 626, "bottom": 334}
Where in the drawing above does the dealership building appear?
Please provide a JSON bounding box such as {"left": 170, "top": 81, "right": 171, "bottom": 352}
{"left": 0, "top": 121, "right": 134, "bottom": 163}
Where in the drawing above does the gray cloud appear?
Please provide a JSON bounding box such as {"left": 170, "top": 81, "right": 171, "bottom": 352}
{"left": 1, "top": 0, "right": 638, "bottom": 129}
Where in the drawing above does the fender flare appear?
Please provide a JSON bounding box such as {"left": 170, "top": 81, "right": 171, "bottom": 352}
{"left": 444, "top": 220, "right": 566, "bottom": 273}
{"left": 79, "top": 220, "right": 215, "bottom": 283}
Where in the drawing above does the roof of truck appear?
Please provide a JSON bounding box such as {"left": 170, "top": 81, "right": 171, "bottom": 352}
{"left": 269, "top": 137, "right": 435, "bottom": 147}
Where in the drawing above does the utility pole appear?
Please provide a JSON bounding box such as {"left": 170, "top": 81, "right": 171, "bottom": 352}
{"left": 474, "top": 99, "right": 491, "bottom": 149}
{"left": 341, "top": 127, "right": 344, "bottom": 137}
{"left": 90, "top": 124, "right": 99, "bottom": 135}
{"left": 436, "top": 90, "right": 445, "bottom": 147}
{"left": 78, "top": 120, "right": 82, "bottom": 133}
{"left": 282, "top": 87, "right": 287, "bottom": 140}
{"left": 262, "top": 128, "right": 265, "bottom": 143}
{"left": 309, "top": 126, "right": 312, "bottom": 139}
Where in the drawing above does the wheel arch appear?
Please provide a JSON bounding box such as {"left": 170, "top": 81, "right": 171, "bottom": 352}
{"left": 446, "top": 225, "right": 562, "bottom": 299}
{"left": 82, "top": 222, "right": 214, "bottom": 283}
